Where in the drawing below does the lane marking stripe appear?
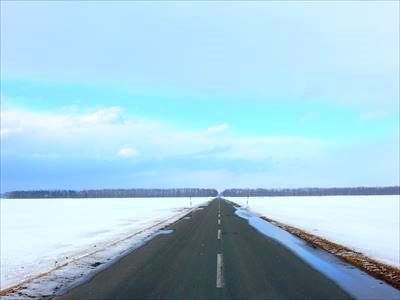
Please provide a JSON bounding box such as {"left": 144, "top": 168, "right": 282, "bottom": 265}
{"left": 216, "top": 253, "right": 224, "bottom": 288}
{"left": 218, "top": 219, "right": 221, "bottom": 225}
{"left": 217, "top": 229, "right": 221, "bottom": 240}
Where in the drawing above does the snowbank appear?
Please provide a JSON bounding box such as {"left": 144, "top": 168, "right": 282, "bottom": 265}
{"left": 0, "top": 197, "right": 211, "bottom": 290}
{"left": 227, "top": 195, "right": 400, "bottom": 268}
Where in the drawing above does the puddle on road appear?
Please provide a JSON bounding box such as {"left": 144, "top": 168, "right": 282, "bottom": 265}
{"left": 235, "top": 207, "right": 400, "bottom": 300}
{"left": 157, "top": 229, "right": 175, "bottom": 235}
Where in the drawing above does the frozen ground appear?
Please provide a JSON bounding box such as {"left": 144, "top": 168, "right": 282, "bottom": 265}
{"left": 228, "top": 195, "right": 400, "bottom": 268}
{"left": 0, "top": 197, "right": 211, "bottom": 291}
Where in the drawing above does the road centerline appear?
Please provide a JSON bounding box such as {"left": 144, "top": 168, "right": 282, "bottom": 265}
{"left": 216, "top": 253, "right": 224, "bottom": 288}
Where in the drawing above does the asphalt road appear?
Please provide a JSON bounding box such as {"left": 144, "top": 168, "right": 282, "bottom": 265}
{"left": 59, "top": 198, "right": 351, "bottom": 300}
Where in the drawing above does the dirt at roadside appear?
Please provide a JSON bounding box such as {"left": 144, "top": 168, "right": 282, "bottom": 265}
{"left": 260, "top": 215, "right": 400, "bottom": 290}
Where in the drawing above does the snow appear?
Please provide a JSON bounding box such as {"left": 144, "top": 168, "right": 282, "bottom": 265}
{"left": 0, "top": 197, "right": 211, "bottom": 291}
{"left": 228, "top": 195, "right": 400, "bottom": 268}
{"left": 234, "top": 207, "right": 400, "bottom": 299}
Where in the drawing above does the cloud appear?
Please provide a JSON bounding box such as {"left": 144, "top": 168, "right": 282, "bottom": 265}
{"left": 81, "top": 107, "right": 122, "bottom": 124}
{"left": 0, "top": 107, "right": 162, "bottom": 162}
{"left": 0, "top": 128, "right": 14, "bottom": 138}
{"left": 2, "top": 105, "right": 398, "bottom": 190}
{"left": 3, "top": 2, "right": 398, "bottom": 111}
{"left": 1, "top": 106, "right": 323, "bottom": 164}
{"left": 1, "top": 106, "right": 156, "bottom": 140}
{"left": 211, "top": 136, "right": 324, "bottom": 162}
{"left": 360, "top": 111, "right": 387, "bottom": 121}
{"left": 207, "top": 123, "right": 229, "bottom": 134}
{"left": 117, "top": 146, "right": 138, "bottom": 158}
{"left": 0, "top": 112, "right": 23, "bottom": 138}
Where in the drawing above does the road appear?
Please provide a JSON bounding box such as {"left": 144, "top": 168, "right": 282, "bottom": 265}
{"left": 59, "top": 198, "right": 351, "bottom": 299}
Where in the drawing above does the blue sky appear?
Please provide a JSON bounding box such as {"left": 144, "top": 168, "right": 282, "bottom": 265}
{"left": 1, "top": 2, "right": 399, "bottom": 192}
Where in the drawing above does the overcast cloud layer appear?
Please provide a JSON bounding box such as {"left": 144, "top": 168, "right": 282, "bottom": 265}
{"left": 1, "top": 2, "right": 399, "bottom": 191}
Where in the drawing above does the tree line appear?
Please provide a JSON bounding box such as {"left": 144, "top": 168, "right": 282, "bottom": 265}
{"left": 4, "top": 186, "right": 399, "bottom": 199}
{"left": 4, "top": 188, "right": 218, "bottom": 199}
{"left": 221, "top": 186, "right": 400, "bottom": 197}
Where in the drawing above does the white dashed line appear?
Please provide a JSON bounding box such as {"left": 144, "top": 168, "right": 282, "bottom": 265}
{"left": 218, "top": 219, "right": 221, "bottom": 225}
{"left": 216, "top": 253, "right": 224, "bottom": 288}
{"left": 217, "top": 229, "right": 221, "bottom": 240}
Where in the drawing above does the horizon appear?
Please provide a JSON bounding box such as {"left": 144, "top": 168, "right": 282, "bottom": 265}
{"left": 1, "top": 2, "right": 399, "bottom": 192}
{"left": 3, "top": 185, "right": 399, "bottom": 193}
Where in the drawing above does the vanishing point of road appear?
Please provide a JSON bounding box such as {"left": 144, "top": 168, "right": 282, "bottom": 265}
{"left": 59, "top": 198, "right": 351, "bottom": 299}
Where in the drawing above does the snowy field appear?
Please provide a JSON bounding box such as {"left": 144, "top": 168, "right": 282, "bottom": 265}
{"left": 0, "top": 197, "right": 211, "bottom": 290}
{"left": 227, "top": 195, "right": 400, "bottom": 268}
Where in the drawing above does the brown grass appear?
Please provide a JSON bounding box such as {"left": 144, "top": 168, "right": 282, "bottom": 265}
{"left": 260, "top": 215, "right": 400, "bottom": 290}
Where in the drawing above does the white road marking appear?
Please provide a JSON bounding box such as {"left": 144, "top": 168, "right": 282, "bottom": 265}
{"left": 216, "top": 253, "right": 224, "bottom": 288}
{"left": 217, "top": 229, "right": 221, "bottom": 240}
{"left": 218, "top": 219, "right": 221, "bottom": 225}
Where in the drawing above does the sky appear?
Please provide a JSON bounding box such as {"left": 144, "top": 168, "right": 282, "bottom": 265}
{"left": 1, "top": 1, "right": 399, "bottom": 192}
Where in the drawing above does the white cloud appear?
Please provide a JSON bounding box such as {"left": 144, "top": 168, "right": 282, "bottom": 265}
{"left": 1, "top": 106, "right": 325, "bottom": 166}
{"left": 0, "top": 107, "right": 161, "bottom": 160}
{"left": 117, "top": 147, "right": 138, "bottom": 158}
{"left": 0, "top": 112, "right": 23, "bottom": 138}
{"left": 211, "top": 136, "right": 324, "bottom": 162}
{"left": 207, "top": 123, "right": 229, "bottom": 134}
{"left": 0, "top": 128, "right": 12, "bottom": 138}
{"left": 2, "top": 105, "right": 397, "bottom": 188}
{"left": 81, "top": 107, "right": 122, "bottom": 124}
{"left": 360, "top": 111, "right": 387, "bottom": 121}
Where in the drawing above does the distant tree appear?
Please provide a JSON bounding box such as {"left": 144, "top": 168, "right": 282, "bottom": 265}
{"left": 4, "top": 188, "right": 218, "bottom": 199}
{"left": 221, "top": 186, "right": 400, "bottom": 197}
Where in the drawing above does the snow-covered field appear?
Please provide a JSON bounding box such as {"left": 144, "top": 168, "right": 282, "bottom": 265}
{"left": 0, "top": 197, "right": 211, "bottom": 290}
{"left": 227, "top": 195, "right": 400, "bottom": 268}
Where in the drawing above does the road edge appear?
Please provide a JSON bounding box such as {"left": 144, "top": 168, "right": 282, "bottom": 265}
{"left": 259, "top": 215, "right": 400, "bottom": 290}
